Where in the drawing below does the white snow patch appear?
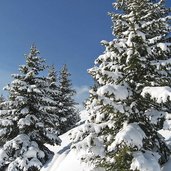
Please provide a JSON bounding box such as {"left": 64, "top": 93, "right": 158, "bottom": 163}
{"left": 131, "top": 151, "right": 160, "bottom": 171}
{"left": 56, "top": 150, "right": 92, "bottom": 171}
{"left": 145, "top": 109, "right": 165, "bottom": 125}
{"left": 108, "top": 123, "right": 146, "bottom": 151}
{"left": 0, "top": 119, "right": 13, "bottom": 126}
{"left": 162, "top": 158, "right": 171, "bottom": 171}
{"left": 78, "top": 110, "right": 89, "bottom": 124}
{"left": 42, "top": 127, "right": 95, "bottom": 171}
{"left": 157, "top": 43, "right": 169, "bottom": 51}
{"left": 97, "top": 84, "right": 129, "bottom": 101}
{"left": 141, "top": 86, "right": 171, "bottom": 103}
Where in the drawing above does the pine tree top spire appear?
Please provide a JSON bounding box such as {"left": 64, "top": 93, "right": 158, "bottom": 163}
{"left": 60, "top": 64, "right": 70, "bottom": 76}
{"left": 20, "top": 44, "right": 46, "bottom": 76}
{"left": 48, "top": 64, "right": 57, "bottom": 83}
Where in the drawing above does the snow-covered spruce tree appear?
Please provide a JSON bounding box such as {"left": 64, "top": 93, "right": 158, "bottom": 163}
{"left": 71, "top": 0, "right": 171, "bottom": 170}
{"left": 45, "top": 65, "right": 61, "bottom": 134}
{"left": 58, "top": 64, "right": 79, "bottom": 134}
{"left": 0, "top": 94, "right": 5, "bottom": 110}
{"left": 0, "top": 45, "right": 61, "bottom": 171}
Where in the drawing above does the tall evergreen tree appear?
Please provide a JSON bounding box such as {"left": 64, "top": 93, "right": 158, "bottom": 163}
{"left": 71, "top": 0, "right": 171, "bottom": 170}
{"left": 0, "top": 94, "right": 5, "bottom": 110}
{"left": 46, "top": 65, "right": 61, "bottom": 134}
{"left": 0, "top": 45, "right": 61, "bottom": 171}
{"left": 58, "top": 64, "right": 79, "bottom": 134}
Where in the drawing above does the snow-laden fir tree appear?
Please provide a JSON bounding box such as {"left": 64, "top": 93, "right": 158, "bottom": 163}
{"left": 46, "top": 65, "right": 61, "bottom": 134}
{"left": 0, "top": 94, "right": 5, "bottom": 110}
{"left": 0, "top": 45, "right": 61, "bottom": 171}
{"left": 58, "top": 64, "right": 79, "bottom": 134}
{"left": 71, "top": 0, "right": 171, "bottom": 170}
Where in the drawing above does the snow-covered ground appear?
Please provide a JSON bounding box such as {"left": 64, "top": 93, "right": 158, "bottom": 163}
{"left": 42, "top": 131, "right": 93, "bottom": 171}
{"left": 41, "top": 110, "right": 171, "bottom": 171}
{"left": 41, "top": 110, "right": 93, "bottom": 171}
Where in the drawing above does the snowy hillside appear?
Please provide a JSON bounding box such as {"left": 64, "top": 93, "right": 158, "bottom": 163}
{"left": 41, "top": 110, "right": 171, "bottom": 171}
{"left": 41, "top": 110, "right": 94, "bottom": 171}
{"left": 42, "top": 129, "right": 91, "bottom": 171}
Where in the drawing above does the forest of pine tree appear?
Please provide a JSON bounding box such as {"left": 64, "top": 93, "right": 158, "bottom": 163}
{"left": 0, "top": 0, "right": 170, "bottom": 171}
{"left": 0, "top": 46, "right": 78, "bottom": 171}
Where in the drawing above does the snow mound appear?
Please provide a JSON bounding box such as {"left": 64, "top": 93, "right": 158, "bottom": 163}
{"left": 41, "top": 126, "right": 95, "bottom": 171}
{"left": 55, "top": 150, "right": 93, "bottom": 171}
{"left": 41, "top": 110, "right": 93, "bottom": 171}
{"left": 131, "top": 151, "right": 160, "bottom": 171}
{"left": 162, "top": 158, "right": 171, "bottom": 171}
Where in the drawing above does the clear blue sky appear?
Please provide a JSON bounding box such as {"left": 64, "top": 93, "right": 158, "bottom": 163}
{"left": 0, "top": 0, "right": 170, "bottom": 99}
{"left": 0, "top": 0, "right": 113, "bottom": 92}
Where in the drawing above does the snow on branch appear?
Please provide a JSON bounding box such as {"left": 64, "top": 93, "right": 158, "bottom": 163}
{"left": 97, "top": 84, "right": 129, "bottom": 101}
{"left": 108, "top": 123, "right": 146, "bottom": 152}
{"left": 131, "top": 151, "right": 160, "bottom": 171}
{"left": 141, "top": 86, "right": 171, "bottom": 103}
